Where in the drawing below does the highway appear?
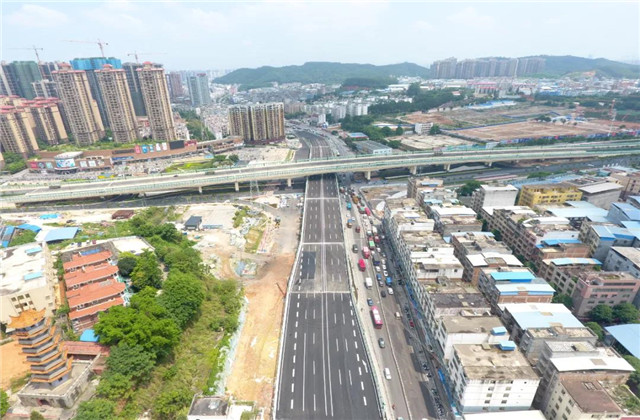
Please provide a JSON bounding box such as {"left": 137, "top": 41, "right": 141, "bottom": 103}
{"left": 275, "top": 134, "right": 380, "bottom": 420}
{"left": 3, "top": 138, "right": 640, "bottom": 203}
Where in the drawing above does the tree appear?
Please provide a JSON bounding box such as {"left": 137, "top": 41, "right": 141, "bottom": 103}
{"left": 552, "top": 294, "right": 574, "bottom": 309}
{"left": 407, "top": 82, "right": 421, "bottom": 98}
{"left": 429, "top": 124, "right": 441, "bottom": 135}
{"left": 96, "top": 372, "right": 134, "bottom": 400}
{"left": 490, "top": 229, "right": 502, "bottom": 241}
{"left": 1, "top": 390, "right": 8, "bottom": 417}
{"left": 117, "top": 253, "right": 138, "bottom": 277}
{"left": 380, "top": 126, "right": 393, "bottom": 137}
{"left": 623, "top": 355, "right": 640, "bottom": 386}
{"left": 105, "top": 343, "right": 156, "bottom": 381}
{"left": 157, "top": 223, "right": 181, "bottom": 243}
{"left": 613, "top": 302, "right": 640, "bottom": 323}
{"left": 458, "top": 180, "right": 482, "bottom": 196}
{"left": 130, "top": 250, "right": 162, "bottom": 290}
{"left": 395, "top": 127, "right": 404, "bottom": 136}
{"left": 76, "top": 399, "right": 116, "bottom": 420}
{"left": 30, "top": 411, "right": 45, "bottom": 420}
{"left": 585, "top": 322, "right": 604, "bottom": 341}
{"left": 590, "top": 304, "right": 613, "bottom": 324}
{"left": 228, "top": 154, "right": 240, "bottom": 164}
{"left": 159, "top": 272, "right": 205, "bottom": 329}
{"left": 153, "top": 388, "right": 192, "bottom": 420}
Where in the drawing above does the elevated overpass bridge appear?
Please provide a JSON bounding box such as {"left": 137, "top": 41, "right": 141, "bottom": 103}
{"left": 2, "top": 140, "right": 639, "bottom": 204}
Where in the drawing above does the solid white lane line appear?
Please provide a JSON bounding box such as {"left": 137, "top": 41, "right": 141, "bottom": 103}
{"left": 302, "top": 332, "right": 306, "bottom": 411}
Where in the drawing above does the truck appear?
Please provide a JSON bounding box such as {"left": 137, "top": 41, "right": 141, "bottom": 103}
{"left": 355, "top": 226, "right": 361, "bottom": 233}
{"left": 365, "top": 277, "right": 372, "bottom": 289}
{"left": 346, "top": 219, "right": 353, "bottom": 228}
{"left": 362, "top": 247, "right": 371, "bottom": 259}
{"left": 372, "top": 226, "right": 378, "bottom": 235}
{"left": 374, "top": 235, "right": 380, "bottom": 244}
{"left": 352, "top": 195, "right": 360, "bottom": 205}
{"left": 372, "top": 256, "right": 381, "bottom": 266}
{"left": 368, "top": 240, "right": 375, "bottom": 249}
{"left": 364, "top": 207, "right": 371, "bottom": 216}
{"left": 386, "top": 276, "right": 393, "bottom": 286}
{"left": 346, "top": 202, "right": 352, "bottom": 210}
{"left": 358, "top": 259, "right": 366, "bottom": 271}
{"left": 358, "top": 205, "right": 366, "bottom": 214}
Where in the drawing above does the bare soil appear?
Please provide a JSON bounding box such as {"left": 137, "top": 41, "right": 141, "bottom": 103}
{"left": 0, "top": 340, "right": 29, "bottom": 390}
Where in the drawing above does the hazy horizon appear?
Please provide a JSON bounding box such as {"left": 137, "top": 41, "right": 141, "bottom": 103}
{"left": 2, "top": 1, "right": 639, "bottom": 71}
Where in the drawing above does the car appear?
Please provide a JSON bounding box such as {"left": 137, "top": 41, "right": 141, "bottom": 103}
{"left": 376, "top": 273, "right": 382, "bottom": 281}
{"left": 422, "top": 363, "right": 428, "bottom": 371}
{"left": 383, "top": 270, "right": 389, "bottom": 277}
{"left": 409, "top": 320, "right": 415, "bottom": 328}
{"left": 378, "top": 281, "right": 384, "bottom": 287}
{"left": 375, "top": 266, "right": 381, "bottom": 272}
{"left": 378, "top": 338, "right": 385, "bottom": 348}
{"left": 427, "top": 371, "right": 432, "bottom": 378}
{"left": 382, "top": 264, "right": 387, "bottom": 270}
{"left": 352, "top": 244, "right": 359, "bottom": 253}
{"left": 367, "top": 298, "right": 374, "bottom": 306}
{"left": 381, "top": 290, "right": 387, "bottom": 297}
{"left": 388, "top": 287, "right": 394, "bottom": 295}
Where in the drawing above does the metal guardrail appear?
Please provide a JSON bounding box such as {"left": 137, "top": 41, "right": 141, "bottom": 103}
{"left": 3, "top": 146, "right": 640, "bottom": 203}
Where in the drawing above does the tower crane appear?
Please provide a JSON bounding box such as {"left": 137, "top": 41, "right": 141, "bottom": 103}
{"left": 63, "top": 39, "right": 109, "bottom": 57}
{"left": 126, "top": 51, "right": 166, "bottom": 64}
{"left": 9, "top": 45, "right": 44, "bottom": 62}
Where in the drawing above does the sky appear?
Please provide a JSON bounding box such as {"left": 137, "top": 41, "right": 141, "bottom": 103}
{"left": 1, "top": 1, "right": 639, "bottom": 71}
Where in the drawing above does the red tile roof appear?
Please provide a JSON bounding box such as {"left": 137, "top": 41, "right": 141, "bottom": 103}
{"left": 64, "top": 264, "right": 119, "bottom": 288}
{"left": 67, "top": 281, "right": 125, "bottom": 309}
{"left": 69, "top": 297, "right": 124, "bottom": 320}
{"left": 62, "top": 341, "right": 110, "bottom": 357}
{"left": 63, "top": 251, "right": 112, "bottom": 271}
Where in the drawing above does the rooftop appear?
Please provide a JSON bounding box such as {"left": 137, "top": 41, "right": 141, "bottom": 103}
{"left": 503, "top": 303, "right": 584, "bottom": 330}
{"left": 482, "top": 206, "right": 535, "bottom": 217}
{"left": 544, "top": 206, "right": 608, "bottom": 220}
{"left": 578, "top": 182, "right": 623, "bottom": 194}
{"left": 479, "top": 184, "right": 519, "bottom": 192}
{"left": 561, "top": 378, "right": 622, "bottom": 414}
{"left": 551, "top": 350, "right": 634, "bottom": 373}
{"left": 525, "top": 326, "right": 595, "bottom": 339}
{"left": 0, "top": 243, "right": 49, "bottom": 298}
{"left": 453, "top": 343, "right": 538, "bottom": 380}
{"left": 442, "top": 315, "right": 504, "bottom": 334}
{"left": 543, "top": 257, "right": 602, "bottom": 266}
{"left": 431, "top": 206, "right": 476, "bottom": 217}
{"left": 8, "top": 308, "right": 46, "bottom": 329}
{"left": 605, "top": 324, "right": 640, "bottom": 359}
{"left": 610, "top": 202, "right": 640, "bottom": 221}
{"left": 64, "top": 264, "right": 118, "bottom": 288}
{"left": 63, "top": 250, "right": 112, "bottom": 271}
{"left": 495, "top": 279, "right": 555, "bottom": 296}
{"left": 545, "top": 340, "right": 598, "bottom": 353}
{"left": 66, "top": 280, "right": 125, "bottom": 308}
{"left": 44, "top": 227, "right": 79, "bottom": 243}
{"left": 188, "top": 396, "right": 229, "bottom": 416}
{"left": 610, "top": 246, "right": 640, "bottom": 264}
{"left": 591, "top": 225, "right": 640, "bottom": 241}
{"left": 467, "top": 253, "right": 522, "bottom": 268}
{"left": 355, "top": 140, "right": 392, "bottom": 150}
{"left": 462, "top": 411, "right": 546, "bottom": 420}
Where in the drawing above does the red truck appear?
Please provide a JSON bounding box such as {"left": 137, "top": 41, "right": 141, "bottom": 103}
{"left": 362, "top": 247, "right": 371, "bottom": 259}
{"left": 364, "top": 207, "right": 371, "bottom": 216}
{"left": 358, "top": 259, "right": 366, "bottom": 271}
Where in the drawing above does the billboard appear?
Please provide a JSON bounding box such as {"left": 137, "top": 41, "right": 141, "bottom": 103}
{"left": 169, "top": 140, "right": 185, "bottom": 150}
{"left": 79, "top": 161, "right": 88, "bottom": 168}
{"left": 161, "top": 143, "right": 168, "bottom": 151}
{"left": 155, "top": 143, "right": 161, "bottom": 152}
{"left": 29, "top": 162, "right": 39, "bottom": 169}
{"left": 45, "top": 162, "right": 53, "bottom": 169}
{"left": 142, "top": 145, "right": 148, "bottom": 153}
{"left": 148, "top": 144, "right": 154, "bottom": 153}
{"left": 55, "top": 158, "right": 76, "bottom": 168}
{"left": 112, "top": 156, "right": 133, "bottom": 162}
{"left": 134, "top": 145, "right": 142, "bottom": 154}
{"left": 88, "top": 160, "right": 96, "bottom": 167}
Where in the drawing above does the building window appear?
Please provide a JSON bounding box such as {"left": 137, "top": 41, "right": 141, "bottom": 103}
{"left": 484, "top": 400, "right": 490, "bottom": 404}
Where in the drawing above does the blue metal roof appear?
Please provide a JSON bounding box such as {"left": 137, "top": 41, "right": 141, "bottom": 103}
{"left": 491, "top": 271, "right": 535, "bottom": 282}
{"left": 511, "top": 309, "right": 583, "bottom": 330}
{"left": 499, "top": 341, "right": 516, "bottom": 351}
{"left": 606, "top": 324, "right": 640, "bottom": 359}
{"left": 17, "top": 224, "right": 42, "bottom": 233}
{"left": 550, "top": 257, "right": 602, "bottom": 266}
{"left": 44, "top": 227, "right": 79, "bottom": 242}
{"left": 24, "top": 271, "right": 43, "bottom": 281}
{"left": 592, "top": 225, "right": 640, "bottom": 241}
{"left": 541, "top": 239, "right": 582, "bottom": 246}
{"left": 39, "top": 213, "right": 59, "bottom": 219}
{"left": 611, "top": 202, "right": 640, "bottom": 221}
{"left": 25, "top": 246, "right": 43, "bottom": 255}
{"left": 491, "top": 326, "right": 507, "bottom": 335}
{"left": 79, "top": 329, "right": 99, "bottom": 342}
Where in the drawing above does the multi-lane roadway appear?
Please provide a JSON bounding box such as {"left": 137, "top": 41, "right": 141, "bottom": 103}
{"left": 275, "top": 134, "right": 381, "bottom": 420}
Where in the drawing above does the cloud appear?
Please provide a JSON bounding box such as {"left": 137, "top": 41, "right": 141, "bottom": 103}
{"left": 7, "top": 4, "right": 69, "bottom": 28}
{"left": 447, "top": 7, "right": 495, "bottom": 29}
{"left": 413, "top": 20, "right": 436, "bottom": 32}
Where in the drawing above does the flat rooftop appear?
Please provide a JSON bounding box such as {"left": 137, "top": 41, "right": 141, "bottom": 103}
{"left": 526, "top": 326, "right": 596, "bottom": 340}
{"left": 479, "top": 184, "right": 518, "bottom": 192}
{"left": 610, "top": 246, "right": 640, "bottom": 264}
{"left": 561, "top": 378, "right": 621, "bottom": 414}
{"left": 463, "top": 411, "right": 546, "bottom": 420}
{"left": 545, "top": 340, "right": 598, "bottom": 353}
{"left": 467, "top": 253, "right": 521, "bottom": 268}
{"left": 432, "top": 206, "right": 476, "bottom": 217}
{"left": 551, "top": 348, "right": 634, "bottom": 373}
{"left": 0, "top": 244, "right": 48, "bottom": 297}
{"left": 482, "top": 206, "right": 535, "bottom": 217}
{"left": 578, "top": 182, "right": 623, "bottom": 194}
{"left": 109, "top": 236, "right": 153, "bottom": 256}
{"left": 442, "top": 315, "right": 504, "bottom": 334}
{"left": 502, "top": 303, "right": 584, "bottom": 330}
{"left": 453, "top": 343, "right": 538, "bottom": 380}
{"left": 188, "top": 396, "right": 229, "bottom": 416}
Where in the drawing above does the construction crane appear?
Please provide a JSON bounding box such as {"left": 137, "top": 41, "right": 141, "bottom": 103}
{"left": 9, "top": 45, "right": 44, "bottom": 62}
{"left": 63, "top": 38, "right": 109, "bottom": 57}
{"left": 126, "top": 51, "right": 166, "bottom": 64}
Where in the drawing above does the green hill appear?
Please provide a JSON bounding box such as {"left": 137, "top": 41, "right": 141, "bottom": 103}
{"left": 213, "top": 61, "right": 431, "bottom": 88}
{"left": 533, "top": 55, "right": 640, "bottom": 78}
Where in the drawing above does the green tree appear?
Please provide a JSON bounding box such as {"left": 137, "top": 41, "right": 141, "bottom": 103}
{"left": 395, "top": 127, "right": 404, "bottom": 136}
{"left": 552, "top": 294, "right": 574, "bottom": 309}
{"left": 429, "top": 124, "right": 441, "bottom": 135}
{"left": 30, "top": 411, "right": 45, "bottom": 420}
{"left": 96, "top": 372, "right": 134, "bottom": 400}
{"left": 228, "top": 154, "right": 240, "bottom": 164}
{"left": 380, "top": 126, "right": 393, "bottom": 137}
{"left": 623, "top": 355, "right": 640, "bottom": 386}
{"left": 590, "top": 304, "right": 614, "bottom": 324}
{"left": 76, "top": 399, "right": 116, "bottom": 420}
{"left": 105, "top": 343, "right": 156, "bottom": 381}
{"left": 159, "top": 271, "right": 205, "bottom": 329}
{"left": 407, "top": 82, "right": 421, "bottom": 98}
{"left": 153, "top": 388, "right": 192, "bottom": 420}
{"left": 613, "top": 302, "right": 640, "bottom": 323}
{"left": 130, "top": 250, "right": 162, "bottom": 290}
{"left": 585, "top": 322, "right": 604, "bottom": 341}
{"left": 490, "top": 229, "right": 502, "bottom": 241}
{"left": 157, "top": 223, "right": 182, "bottom": 243}
{"left": 117, "top": 253, "right": 138, "bottom": 277}
{"left": 458, "top": 180, "right": 482, "bottom": 196}
{"left": 1, "top": 389, "right": 8, "bottom": 417}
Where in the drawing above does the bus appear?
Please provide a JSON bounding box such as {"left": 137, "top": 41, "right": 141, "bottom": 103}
{"left": 370, "top": 306, "right": 383, "bottom": 329}
{"left": 358, "top": 259, "right": 366, "bottom": 271}
{"left": 368, "top": 240, "right": 375, "bottom": 249}
{"left": 362, "top": 247, "right": 371, "bottom": 259}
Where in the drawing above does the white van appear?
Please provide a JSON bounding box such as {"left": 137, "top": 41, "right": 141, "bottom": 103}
{"left": 395, "top": 312, "right": 401, "bottom": 319}
{"left": 384, "top": 368, "right": 391, "bottom": 380}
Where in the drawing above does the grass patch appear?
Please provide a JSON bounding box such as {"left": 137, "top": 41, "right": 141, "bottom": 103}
{"left": 8, "top": 229, "right": 37, "bottom": 247}
{"left": 233, "top": 207, "right": 250, "bottom": 228}
{"left": 244, "top": 224, "right": 265, "bottom": 253}
{"left": 10, "top": 373, "right": 31, "bottom": 393}
{"left": 164, "top": 160, "right": 215, "bottom": 173}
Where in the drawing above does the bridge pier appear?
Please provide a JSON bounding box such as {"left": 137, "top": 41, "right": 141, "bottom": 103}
{"left": 485, "top": 162, "right": 493, "bottom": 167}
{"left": 365, "top": 171, "right": 371, "bottom": 181}
{"left": 198, "top": 186, "right": 203, "bottom": 194}
{"left": 409, "top": 166, "right": 417, "bottom": 175}
{"left": 287, "top": 178, "right": 292, "bottom": 188}
{"left": 444, "top": 164, "right": 451, "bottom": 172}
{"left": 234, "top": 182, "right": 239, "bottom": 192}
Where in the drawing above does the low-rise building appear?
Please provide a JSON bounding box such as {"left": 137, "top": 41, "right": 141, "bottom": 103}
{"left": 519, "top": 326, "right": 597, "bottom": 365}
{"left": 434, "top": 315, "right": 506, "bottom": 361}
{"left": 354, "top": 140, "right": 392, "bottom": 155}
{"left": 471, "top": 185, "right": 518, "bottom": 214}
{"left": 604, "top": 246, "right": 640, "bottom": 278}
{"left": 407, "top": 176, "right": 443, "bottom": 199}
{"left": 572, "top": 271, "right": 640, "bottom": 317}
{"left": 517, "top": 183, "right": 582, "bottom": 208}
{"left": 0, "top": 244, "right": 56, "bottom": 325}
{"left": 609, "top": 169, "right": 640, "bottom": 200}
{"left": 459, "top": 251, "right": 522, "bottom": 286}
{"left": 423, "top": 281, "right": 491, "bottom": 332}
{"left": 430, "top": 206, "right": 481, "bottom": 237}
{"left": 607, "top": 202, "right": 640, "bottom": 225}
{"left": 533, "top": 238, "right": 590, "bottom": 268}
{"left": 477, "top": 268, "right": 555, "bottom": 311}
{"left": 448, "top": 343, "right": 540, "bottom": 414}
{"left": 482, "top": 206, "right": 536, "bottom": 233}
{"left": 538, "top": 258, "right": 602, "bottom": 296}
{"left": 579, "top": 222, "right": 640, "bottom": 261}
{"left": 541, "top": 201, "right": 609, "bottom": 228}
{"left": 500, "top": 303, "right": 585, "bottom": 344}
{"left": 577, "top": 182, "right": 623, "bottom": 210}
{"left": 418, "top": 189, "right": 459, "bottom": 212}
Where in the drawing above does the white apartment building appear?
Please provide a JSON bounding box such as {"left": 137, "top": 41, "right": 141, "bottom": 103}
{"left": 434, "top": 315, "right": 506, "bottom": 360}
{"left": 471, "top": 185, "right": 519, "bottom": 214}
{"left": 604, "top": 246, "right": 640, "bottom": 277}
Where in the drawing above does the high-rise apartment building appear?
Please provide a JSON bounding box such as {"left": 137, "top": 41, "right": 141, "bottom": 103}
{"left": 31, "top": 79, "right": 59, "bottom": 99}
{"left": 39, "top": 62, "right": 60, "bottom": 81}
{"left": 0, "top": 104, "right": 39, "bottom": 156}
{"left": 137, "top": 62, "right": 176, "bottom": 141}
{"left": 96, "top": 65, "right": 139, "bottom": 143}
{"left": 2, "top": 96, "right": 68, "bottom": 146}
{"left": 122, "top": 62, "right": 162, "bottom": 116}
{"left": 70, "top": 57, "right": 122, "bottom": 128}
{"left": 1, "top": 61, "right": 42, "bottom": 99}
{"left": 228, "top": 103, "right": 285, "bottom": 142}
{"left": 189, "top": 73, "right": 211, "bottom": 107}
{"left": 52, "top": 63, "right": 105, "bottom": 146}
{"left": 166, "top": 72, "right": 184, "bottom": 101}
{"left": 0, "top": 64, "right": 13, "bottom": 96}
{"left": 431, "top": 56, "right": 546, "bottom": 79}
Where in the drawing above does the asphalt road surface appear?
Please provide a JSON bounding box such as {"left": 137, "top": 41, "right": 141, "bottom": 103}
{"left": 276, "top": 133, "right": 380, "bottom": 420}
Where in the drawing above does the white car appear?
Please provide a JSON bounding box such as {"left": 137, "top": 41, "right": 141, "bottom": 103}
{"left": 383, "top": 270, "right": 389, "bottom": 277}
{"left": 382, "top": 264, "right": 387, "bottom": 270}
{"left": 388, "top": 287, "right": 394, "bottom": 295}
{"left": 375, "top": 266, "right": 381, "bottom": 272}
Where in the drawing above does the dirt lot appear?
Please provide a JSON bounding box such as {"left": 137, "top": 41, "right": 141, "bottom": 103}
{"left": 454, "top": 119, "right": 627, "bottom": 141}
{"left": 396, "top": 134, "right": 472, "bottom": 150}
{"left": 236, "top": 146, "right": 292, "bottom": 164}
{"left": 0, "top": 340, "right": 29, "bottom": 390}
